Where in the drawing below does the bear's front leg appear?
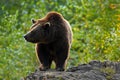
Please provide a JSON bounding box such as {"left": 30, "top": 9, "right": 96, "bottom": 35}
{"left": 55, "top": 59, "right": 67, "bottom": 71}
{"left": 55, "top": 49, "right": 69, "bottom": 71}
{"left": 36, "top": 44, "right": 52, "bottom": 71}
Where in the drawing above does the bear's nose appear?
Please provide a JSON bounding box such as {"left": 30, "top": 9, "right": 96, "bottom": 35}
{"left": 23, "top": 35, "right": 28, "bottom": 40}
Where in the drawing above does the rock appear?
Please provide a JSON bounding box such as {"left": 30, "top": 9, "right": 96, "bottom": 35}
{"left": 112, "top": 74, "right": 120, "bottom": 80}
{"left": 23, "top": 61, "right": 120, "bottom": 80}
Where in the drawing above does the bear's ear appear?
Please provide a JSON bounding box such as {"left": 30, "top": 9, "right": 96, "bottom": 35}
{"left": 31, "top": 19, "right": 36, "bottom": 24}
{"left": 44, "top": 22, "right": 50, "bottom": 27}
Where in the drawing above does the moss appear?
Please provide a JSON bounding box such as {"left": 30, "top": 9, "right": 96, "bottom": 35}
{"left": 100, "top": 67, "right": 115, "bottom": 80}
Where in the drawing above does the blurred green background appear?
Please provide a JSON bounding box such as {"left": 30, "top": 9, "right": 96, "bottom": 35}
{"left": 0, "top": 0, "right": 120, "bottom": 79}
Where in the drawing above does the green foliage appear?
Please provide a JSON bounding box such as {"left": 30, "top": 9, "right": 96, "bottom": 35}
{"left": 0, "top": 0, "right": 120, "bottom": 79}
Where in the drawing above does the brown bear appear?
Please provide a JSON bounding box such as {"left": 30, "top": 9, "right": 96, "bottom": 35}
{"left": 24, "top": 11, "right": 72, "bottom": 71}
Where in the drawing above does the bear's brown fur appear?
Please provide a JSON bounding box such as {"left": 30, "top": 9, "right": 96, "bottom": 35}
{"left": 24, "top": 11, "right": 72, "bottom": 71}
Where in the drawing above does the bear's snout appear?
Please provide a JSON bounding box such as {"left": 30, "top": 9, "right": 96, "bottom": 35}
{"left": 23, "top": 34, "right": 29, "bottom": 41}
{"left": 24, "top": 33, "right": 39, "bottom": 43}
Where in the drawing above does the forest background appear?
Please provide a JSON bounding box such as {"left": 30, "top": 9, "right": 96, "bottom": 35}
{"left": 0, "top": 0, "right": 120, "bottom": 79}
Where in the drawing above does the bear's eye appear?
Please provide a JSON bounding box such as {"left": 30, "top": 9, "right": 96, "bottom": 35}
{"left": 31, "top": 31, "right": 35, "bottom": 35}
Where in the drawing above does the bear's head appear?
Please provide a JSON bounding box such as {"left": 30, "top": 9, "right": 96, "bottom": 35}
{"left": 24, "top": 12, "right": 65, "bottom": 44}
{"left": 24, "top": 19, "right": 55, "bottom": 43}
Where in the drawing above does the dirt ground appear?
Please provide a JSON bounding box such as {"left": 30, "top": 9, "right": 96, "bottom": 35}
{"left": 23, "top": 60, "right": 120, "bottom": 80}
